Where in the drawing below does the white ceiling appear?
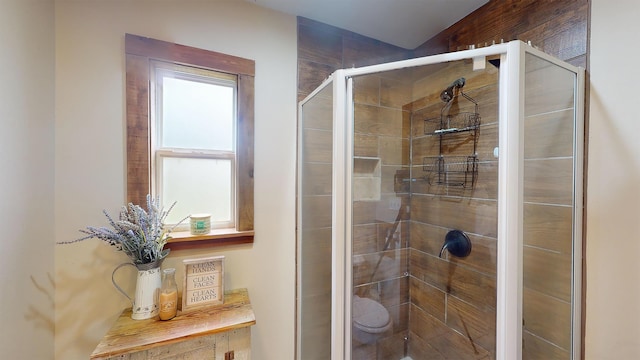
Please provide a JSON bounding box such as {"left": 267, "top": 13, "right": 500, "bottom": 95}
{"left": 249, "top": 0, "right": 489, "bottom": 49}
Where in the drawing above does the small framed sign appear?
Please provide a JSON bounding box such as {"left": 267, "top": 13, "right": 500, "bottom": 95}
{"left": 182, "top": 255, "right": 224, "bottom": 311}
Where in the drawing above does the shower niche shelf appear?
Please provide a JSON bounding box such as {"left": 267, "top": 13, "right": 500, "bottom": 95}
{"left": 423, "top": 83, "right": 480, "bottom": 188}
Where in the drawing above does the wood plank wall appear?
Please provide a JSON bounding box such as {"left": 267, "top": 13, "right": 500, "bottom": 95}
{"left": 407, "top": 61, "right": 500, "bottom": 360}
{"left": 414, "top": 0, "right": 589, "bottom": 69}
{"left": 297, "top": 17, "right": 412, "bottom": 102}
{"left": 298, "top": 0, "right": 589, "bottom": 99}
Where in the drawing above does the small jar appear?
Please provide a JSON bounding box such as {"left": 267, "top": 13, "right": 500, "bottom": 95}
{"left": 190, "top": 214, "right": 211, "bottom": 235}
{"left": 159, "top": 268, "right": 178, "bottom": 320}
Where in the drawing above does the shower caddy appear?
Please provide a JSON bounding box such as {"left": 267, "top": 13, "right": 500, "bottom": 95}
{"left": 422, "top": 77, "right": 480, "bottom": 188}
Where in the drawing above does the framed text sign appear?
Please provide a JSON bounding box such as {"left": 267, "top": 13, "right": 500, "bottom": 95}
{"left": 182, "top": 256, "right": 224, "bottom": 311}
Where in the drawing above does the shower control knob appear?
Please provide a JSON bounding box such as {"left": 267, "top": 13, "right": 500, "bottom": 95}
{"left": 439, "top": 230, "right": 472, "bottom": 258}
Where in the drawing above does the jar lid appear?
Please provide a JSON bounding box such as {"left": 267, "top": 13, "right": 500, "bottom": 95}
{"left": 190, "top": 213, "right": 211, "bottom": 219}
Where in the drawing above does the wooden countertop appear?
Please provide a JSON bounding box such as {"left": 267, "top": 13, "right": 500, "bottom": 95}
{"left": 90, "top": 288, "right": 255, "bottom": 359}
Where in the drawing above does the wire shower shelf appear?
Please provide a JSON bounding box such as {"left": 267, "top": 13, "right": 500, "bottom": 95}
{"left": 424, "top": 111, "right": 481, "bottom": 135}
{"left": 422, "top": 83, "right": 480, "bottom": 188}
{"left": 423, "top": 155, "right": 478, "bottom": 187}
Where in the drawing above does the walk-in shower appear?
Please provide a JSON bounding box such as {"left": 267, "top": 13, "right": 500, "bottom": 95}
{"left": 297, "top": 41, "right": 584, "bottom": 360}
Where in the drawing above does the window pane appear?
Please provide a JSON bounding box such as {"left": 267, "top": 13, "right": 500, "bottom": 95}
{"left": 161, "top": 76, "right": 234, "bottom": 151}
{"left": 160, "top": 157, "right": 233, "bottom": 226}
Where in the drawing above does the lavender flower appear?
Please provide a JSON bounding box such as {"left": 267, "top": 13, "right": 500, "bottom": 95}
{"left": 58, "top": 195, "right": 188, "bottom": 265}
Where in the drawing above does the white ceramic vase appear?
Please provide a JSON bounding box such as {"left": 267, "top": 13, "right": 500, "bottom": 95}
{"left": 112, "top": 260, "right": 163, "bottom": 320}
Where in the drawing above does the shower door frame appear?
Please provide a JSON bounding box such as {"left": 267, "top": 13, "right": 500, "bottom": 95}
{"left": 296, "top": 40, "right": 584, "bottom": 360}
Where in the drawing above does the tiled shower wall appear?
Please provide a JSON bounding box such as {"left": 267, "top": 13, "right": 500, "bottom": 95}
{"left": 407, "top": 61, "right": 500, "bottom": 359}
{"left": 297, "top": 17, "right": 411, "bottom": 102}
{"left": 403, "top": 55, "right": 578, "bottom": 360}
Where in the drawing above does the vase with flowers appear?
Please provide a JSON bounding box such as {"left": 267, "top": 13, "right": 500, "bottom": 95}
{"left": 58, "top": 194, "right": 187, "bottom": 320}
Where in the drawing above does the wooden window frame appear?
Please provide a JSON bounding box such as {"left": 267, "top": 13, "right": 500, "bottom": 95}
{"left": 125, "top": 33, "right": 254, "bottom": 249}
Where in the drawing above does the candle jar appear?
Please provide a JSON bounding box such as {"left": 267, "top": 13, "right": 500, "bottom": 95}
{"left": 190, "top": 214, "right": 211, "bottom": 235}
{"left": 159, "top": 268, "right": 178, "bottom": 320}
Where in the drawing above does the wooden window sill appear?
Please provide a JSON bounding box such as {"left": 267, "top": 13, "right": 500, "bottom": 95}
{"left": 165, "top": 228, "right": 254, "bottom": 251}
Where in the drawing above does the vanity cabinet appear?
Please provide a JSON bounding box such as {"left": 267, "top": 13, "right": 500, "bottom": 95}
{"left": 90, "top": 288, "right": 255, "bottom": 360}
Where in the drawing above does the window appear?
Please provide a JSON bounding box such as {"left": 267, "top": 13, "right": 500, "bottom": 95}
{"left": 152, "top": 63, "right": 237, "bottom": 229}
{"left": 125, "top": 34, "right": 254, "bottom": 248}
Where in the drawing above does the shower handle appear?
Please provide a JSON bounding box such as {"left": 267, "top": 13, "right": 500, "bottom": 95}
{"left": 439, "top": 229, "right": 472, "bottom": 258}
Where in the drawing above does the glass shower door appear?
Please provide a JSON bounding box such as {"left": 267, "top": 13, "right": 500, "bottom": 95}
{"left": 297, "top": 82, "right": 334, "bottom": 360}
{"left": 349, "top": 58, "right": 500, "bottom": 359}
{"left": 521, "top": 53, "right": 582, "bottom": 359}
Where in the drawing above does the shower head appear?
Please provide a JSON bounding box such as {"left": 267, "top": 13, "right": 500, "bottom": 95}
{"left": 440, "top": 77, "right": 466, "bottom": 103}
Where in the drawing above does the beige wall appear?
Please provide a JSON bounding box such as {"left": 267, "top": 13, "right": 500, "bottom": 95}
{"left": 54, "top": 1, "right": 297, "bottom": 359}
{"left": 0, "top": 0, "right": 55, "bottom": 358}
{"left": 586, "top": 1, "right": 640, "bottom": 358}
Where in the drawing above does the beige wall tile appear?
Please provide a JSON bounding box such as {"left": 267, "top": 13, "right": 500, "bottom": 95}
{"left": 524, "top": 57, "right": 575, "bottom": 116}
{"left": 353, "top": 75, "right": 380, "bottom": 106}
{"left": 523, "top": 246, "right": 572, "bottom": 302}
{"left": 301, "top": 163, "right": 331, "bottom": 196}
{"left": 376, "top": 331, "right": 409, "bottom": 359}
{"left": 301, "top": 195, "right": 332, "bottom": 229}
{"left": 353, "top": 224, "right": 378, "bottom": 255}
{"left": 524, "top": 109, "right": 575, "bottom": 159}
{"left": 300, "top": 293, "right": 332, "bottom": 360}
{"left": 408, "top": 331, "right": 446, "bottom": 359}
{"left": 302, "top": 128, "right": 332, "bottom": 163}
{"left": 524, "top": 203, "right": 573, "bottom": 254}
{"left": 380, "top": 276, "right": 410, "bottom": 307}
{"left": 354, "top": 133, "right": 379, "bottom": 157}
{"left": 354, "top": 104, "right": 405, "bottom": 137}
{"left": 524, "top": 158, "right": 574, "bottom": 205}
{"left": 523, "top": 287, "right": 572, "bottom": 351}
{"left": 447, "top": 295, "right": 496, "bottom": 356}
{"left": 523, "top": 330, "right": 570, "bottom": 360}
{"left": 409, "top": 222, "right": 445, "bottom": 257}
{"left": 381, "top": 77, "right": 412, "bottom": 108}
{"left": 410, "top": 302, "right": 491, "bottom": 359}
{"left": 409, "top": 221, "right": 498, "bottom": 276}
{"left": 352, "top": 200, "right": 379, "bottom": 225}
{"left": 301, "top": 89, "right": 333, "bottom": 130}
{"left": 410, "top": 250, "right": 496, "bottom": 310}
{"left": 410, "top": 276, "right": 446, "bottom": 322}
{"left": 353, "top": 249, "right": 408, "bottom": 286}
{"left": 381, "top": 165, "right": 409, "bottom": 194}
{"left": 411, "top": 194, "right": 498, "bottom": 238}
{"left": 379, "top": 137, "right": 409, "bottom": 166}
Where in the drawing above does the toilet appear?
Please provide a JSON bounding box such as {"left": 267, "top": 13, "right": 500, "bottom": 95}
{"left": 352, "top": 295, "right": 393, "bottom": 344}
